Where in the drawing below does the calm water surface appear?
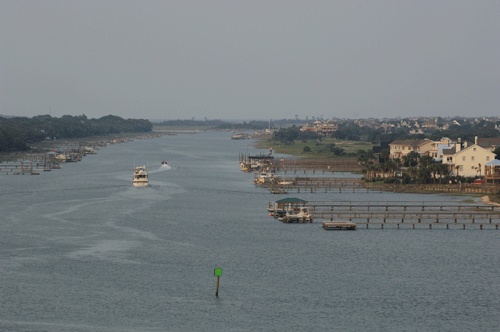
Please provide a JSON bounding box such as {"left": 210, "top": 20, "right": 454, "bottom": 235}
{"left": 1, "top": 132, "right": 499, "bottom": 331}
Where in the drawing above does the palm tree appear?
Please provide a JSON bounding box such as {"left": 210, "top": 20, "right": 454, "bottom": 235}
{"left": 393, "top": 158, "right": 402, "bottom": 177}
{"left": 380, "top": 162, "right": 390, "bottom": 178}
{"left": 402, "top": 151, "right": 419, "bottom": 167}
{"left": 419, "top": 155, "right": 434, "bottom": 168}
{"left": 417, "top": 166, "right": 432, "bottom": 184}
{"left": 357, "top": 153, "right": 368, "bottom": 167}
{"left": 436, "top": 163, "right": 450, "bottom": 184}
{"left": 364, "top": 165, "right": 374, "bottom": 180}
{"left": 407, "top": 166, "right": 418, "bottom": 181}
{"left": 428, "top": 163, "right": 439, "bottom": 184}
{"left": 385, "top": 159, "right": 397, "bottom": 177}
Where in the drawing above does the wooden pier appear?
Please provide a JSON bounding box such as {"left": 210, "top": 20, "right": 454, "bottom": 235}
{"left": 364, "top": 182, "right": 499, "bottom": 195}
{"left": 357, "top": 222, "right": 499, "bottom": 230}
{"left": 267, "top": 158, "right": 363, "bottom": 173}
{"left": 313, "top": 211, "right": 500, "bottom": 223}
{"left": 305, "top": 200, "right": 500, "bottom": 212}
{"left": 0, "top": 162, "right": 40, "bottom": 175}
{"left": 266, "top": 177, "right": 367, "bottom": 193}
{"left": 267, "top": 199, "right": 500, "bottom": 230}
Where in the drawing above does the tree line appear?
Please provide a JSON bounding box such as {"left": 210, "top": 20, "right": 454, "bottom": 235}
{"left": 154, "top": 118, "right": 269, "bottom": 130}
{"left": 0, "top": 114, "right": 153, "bottom": 152}
{"left": 272, "top": 120, "right": 500, "bottom": 148}
{"left": 272, "top": 125, "right": 319, "bottom": 144}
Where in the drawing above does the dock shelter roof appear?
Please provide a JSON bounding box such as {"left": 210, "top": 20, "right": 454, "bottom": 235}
{"left": 275, "top": 198, "right": 307, "bottom": 203}
{"left": 485, "top": 159, "right": 500, "bottom": 166}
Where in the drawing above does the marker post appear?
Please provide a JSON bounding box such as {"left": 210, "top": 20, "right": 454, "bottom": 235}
{"left": 214, "top": 267, "right": 222, "bottom": 297}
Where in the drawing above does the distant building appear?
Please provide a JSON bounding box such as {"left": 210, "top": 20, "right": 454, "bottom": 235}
{"left": 389, "top": 139, "right": 433, "bottom": 159}
{"left": 300, "top": 121, "right": 338, "bottom": 135}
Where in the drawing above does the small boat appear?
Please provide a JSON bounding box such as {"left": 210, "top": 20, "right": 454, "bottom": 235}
{"left": 133, "top": 166, "right": 148, "bottom": 186}
{"left": 231, "top": 133, "right": 250, "bottom": 140}
{"left": 161, "top": 161, "right": 168, "bottom": 165}
{"left": 253, "top": 172, "right": 276, "bottom": 185}
{"left": 278, "top": 207, "right": 313, "bottom": 223}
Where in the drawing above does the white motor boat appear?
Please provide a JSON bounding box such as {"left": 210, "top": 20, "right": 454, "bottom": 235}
{"left": 133, "top": 166, "right": 149, "bottom": 186}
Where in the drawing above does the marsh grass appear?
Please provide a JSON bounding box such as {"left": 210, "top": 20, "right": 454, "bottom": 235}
{"left": 256, "top": 137, "right": 373, "bottom": 158}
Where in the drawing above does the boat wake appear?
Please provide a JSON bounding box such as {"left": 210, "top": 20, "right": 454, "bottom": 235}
{"left": 148, "top": 164, "right": 171, "bottom": 174}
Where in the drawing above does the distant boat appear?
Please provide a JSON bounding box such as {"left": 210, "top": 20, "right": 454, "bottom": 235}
{"left": 231, "top": 133, "right": 250, "bottom": 140}
{"left": 133, "top": 166, "right": 148, "bottom": 186}
{"left": 161, "top": 161, "right": 168, "bottom": 166}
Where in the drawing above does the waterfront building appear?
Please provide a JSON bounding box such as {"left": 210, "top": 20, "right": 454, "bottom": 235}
{"left": 443, "top": 142, "right": 495, "bottom": 177}
{"left": 389, "top": 139, "right": 434, "bottom": 159}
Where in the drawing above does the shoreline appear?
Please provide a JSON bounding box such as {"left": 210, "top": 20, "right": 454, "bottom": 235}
{"left": 0, "top": 131, "right": 162, "bottom": 164}
{"left": 250, "top": 136, "right": 500, "bottom": 203}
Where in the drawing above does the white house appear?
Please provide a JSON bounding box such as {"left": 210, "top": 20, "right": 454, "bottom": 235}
{"left": 446, "top": 144, "right": 495, "bottom": 177}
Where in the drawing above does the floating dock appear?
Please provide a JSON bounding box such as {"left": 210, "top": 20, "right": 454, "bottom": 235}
{"left": 322, "top": 221, "right": 357, "bottom": 230}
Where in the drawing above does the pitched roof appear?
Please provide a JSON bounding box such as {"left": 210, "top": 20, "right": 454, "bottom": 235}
{"left": 389, "top": 139, "right": 430, "bottom": 147}
{"left": 477, "top": 138, "right": 500, "bottom": 148}
{"left": 442, "top": 147, "right": 456, "bottom": 155}
{"left": 275, "top": 198, "right": 308, "bottom": 203}
{"left": 457, "top": 143, "right": 493, "bottom": 154}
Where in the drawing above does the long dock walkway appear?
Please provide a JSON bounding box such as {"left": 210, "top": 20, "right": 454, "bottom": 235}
{"left": 307, "top": 200, "right": 500, "bottom": 224}
{"left": 305, "top": 200, "right": 500, "bottom": 211}
{"left": 313, "top": 211, "right": 500, "bottom": 223}
{"left": 267, "top": 199, "right": 500, "bottom": 230}
{"left": 267, "top": 158, "right": 363, "bottom": 173}
{"left": 357, "top": 222, "right": 499, "bottom": 229}
{"left": 268, "top": 177, "right": 368, "bottom": 193}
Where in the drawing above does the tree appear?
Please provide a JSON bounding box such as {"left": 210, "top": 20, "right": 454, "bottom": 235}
{"left": 357, "top": 151, "right": 369, "bottom": 166}
{"left": 417, "top": 166, "right": 432, "bottom": 184}
{"left": 406, "top": 166, "right": 418, "bottom": 181}
{"left": 419, "top": 155, "right": 434, "bottom": 168}
{"left": 385, "top": 159, "right": 397, "bottom": 177}
{"left": 436, "top": 163, "right": 450, "bottom": 184}
{"left": 0, "top": 115, "right": 153, "bottom": 152}
{"left": 428, "top": 163, "right": 439, "bottom": 184}
{"left": 373, "top": 165, "right": 381, "bottom": 179}
{"left": 402, "top": 151, "right": 419, "bottom": 167}
{"left": 332, "top": 147, "right": 345, "bottom": 156}
{"left": 493, "top": 147, "right": 500, "bottom": 160}
{"left": 393, "top": 158, "right": 402, "bottom": 177}
{"left": 380, "top": 149, "right": 390, "bottom": 162}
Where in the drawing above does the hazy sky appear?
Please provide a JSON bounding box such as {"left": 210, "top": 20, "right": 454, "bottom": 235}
{"left": 1, "top": 1, "right": 499, "bottom": 120}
